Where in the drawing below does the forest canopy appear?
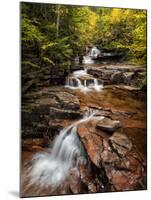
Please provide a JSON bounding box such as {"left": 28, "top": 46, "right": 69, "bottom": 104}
{"left": 21, "top": 3, "right": 147, "bottom": 80}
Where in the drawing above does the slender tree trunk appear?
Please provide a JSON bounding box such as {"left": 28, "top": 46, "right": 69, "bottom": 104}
{"left": 56, "top": 5, "right": 61, "bottom": 38}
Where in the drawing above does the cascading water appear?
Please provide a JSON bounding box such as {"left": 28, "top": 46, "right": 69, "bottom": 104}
{"left": 25, "top": 110, "right": 104, "bottom": 190}
{"left": 65, "top": 68, "right": 103, "bottom": 92}
{"left": 83, "top": 46, "right": 101, "bottom": 64}
{"left": 83, "top": 56, "right": 94, "bottom": 64}
{"left": 73, "top": 69, "right": 88, "bottom": 77}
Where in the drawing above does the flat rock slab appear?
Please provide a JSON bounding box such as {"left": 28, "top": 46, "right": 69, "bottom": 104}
{"left": 96, "top": 117, "right": 121, "bottom": 133}
{"left": 49, "top": 107, "right": 82, "bottom": 119}
{"left": 55, "top": 92, "right": 80, "bottom": 110}
{"left": 115, "top": 85, "right": 140, "bottom": 91}
{"left": 36, "top": 97, "right": 60, "bottom": 108}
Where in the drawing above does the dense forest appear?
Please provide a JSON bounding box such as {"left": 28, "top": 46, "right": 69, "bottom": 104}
{"left": 21, "top": 2, "right": 147, "bottom": 90}
{"left": 21, "top": 3, "right": 147, "bottom": 197}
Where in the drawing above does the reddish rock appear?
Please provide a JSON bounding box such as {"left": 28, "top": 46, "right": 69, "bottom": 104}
{"left": 96, "top": 118, "right": 121, "bottom": 133}
{"left": 49, "top": 107, "right": 82, "bottom": 119}
{"left": 79, "top": 164, "right": 97, "bottom": 193}
{"left": 104, "top": 151, "right": 144, "bottom": 192}
{"left": 69, "top": 168, "right": 81, "bottom": 194}
{"left": 109, "top": 132, "right": 132, "bottom": 157}
{"left": 77, "top": 120, "right": 144, "bottom": 192}
{"left": 55, "top": 92, "right": 80, "bottom": 110}
{"left": 101, "top": 139, "right": 119, "bottom": 164}
{"left": 77, "top": 124, "right": 103, "bottom": 167}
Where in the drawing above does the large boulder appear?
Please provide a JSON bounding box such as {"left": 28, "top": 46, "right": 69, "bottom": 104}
{"left": 77, "top": 119, "right": 145, "bottom": 192}
{"left": 77, "top": 123, "right": 103, "bottom": 168}
{"left": 96, "top": 117, "right": 121, "bottom": 133}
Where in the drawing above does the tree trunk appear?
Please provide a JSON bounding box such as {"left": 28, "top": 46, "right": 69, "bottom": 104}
{"left": 56, "top": 5, "right": 61, "bottom": 38}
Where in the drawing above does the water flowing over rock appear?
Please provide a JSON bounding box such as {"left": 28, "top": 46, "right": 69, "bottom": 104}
{"left": 23, "top": 111, "right": 107, "bottom": 195}
{"left": 22, "top": 90, "right": 146, "bottom": 196}
{"left": 82, "top": 46, "right": 101, "bottom": 64}
{"left": 24, "top": 122, "right": 87, "bottom": 190}
{"left": 22, "top": 58, "right": 146, "bottom": 196}
{"left": 65, "top": 69, "right": 103, "bottom": 92}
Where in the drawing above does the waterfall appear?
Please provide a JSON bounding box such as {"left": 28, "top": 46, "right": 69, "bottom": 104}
{"left": 83, "top": 46, "right": 100, "bottom": 64}
{"left": 25, "top": 110, "right": 104, "bottom": 190}
{"left": 89, "top": 46, "right": 100, "bottom": 58}
{"left": 73, "top": 69, "right": 88, "bottom": 77}
{"left": 75, "top": 78, "right": 82, "bottom": 87}
{"left": 65, "top": 69, "right": 103, "bottom": 92}
{"left": 93, "top": 78, "right": 103, "bottom": 91}
{"left": 83, "top": 56, "right": 94, "bottom": 64}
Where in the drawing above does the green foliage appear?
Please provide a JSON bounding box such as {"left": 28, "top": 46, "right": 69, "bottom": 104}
{"left": 21, "top": 2, "right": 147, "bottom": 75}
{"left": 22, "top": 61, "right": 40, "bottom": 69}
{"left": 41, "top": 57, "right": 55, "bottom": 65}
{"left": 21, "top": 14, "right": 43, "bottom": 45}
{"left": 96, "top": 8, "right": 147, "bottom": 64}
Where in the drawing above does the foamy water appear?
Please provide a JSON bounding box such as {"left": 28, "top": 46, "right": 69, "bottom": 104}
{"left": 24, "top": 110, "right": 104, "bottom": 190}
{"left": 65, "top": 69, "right": 103, "bottom": 92}
{"left": 82, "top": 46, "right": 101, "bottom": 64}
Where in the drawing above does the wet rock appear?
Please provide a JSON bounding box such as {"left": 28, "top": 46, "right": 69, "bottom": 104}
{"left": 137, "top": 71, "right": 146, "bottom": 79}
{"left": 48, "top": 120, "right": 64, "bottom": 131}
{"left": 22, "top": 107, "right": 49, "bottom": 128}
{"left": 109, "top": 132, "right": 132, "bottom": 157}
{"left": 114, "top": 85, "right": 140, "bottom": 91}
{"left": 49, "top": 107, "right": 82, "bottom": 119}
{"left": 101, "top": 139, "right": 119, "bottom": 164}
{"left": 111, "top": 71, "right": 124, "bottom": 84}
{"left": 96, "top": 118, "right": 121, "bottom": 133}
{"left": 87, "top": 65, "right": 145, "bottom": 87}
{"left": 123, "top": 72, "right": 134, "bottom": 84}
{"left": 69, "top": 168, "right": 81, "bottom": 194}
{"left": 101, "top": 70, "right": 113, "bottom": 80}
{"left": 77, "top": 123, "right": 103, "bottom": 168}
{"left": 36, "top": 97, "right": 60, "bottom": 108}
{"left": 94, "top": 110, "right": 111, "bottom": 117}
{"left": 88, "top": 183, "right": 97, "bottom": 193}
{"left": 22, "top": 138, "right": 45, "bottom": 147}
{"left": 77, "top": 118, "right": 144, "bottom": 192}
{"left": 79, "top": 164, "right": 96, "bottom": 193}
{"left": 104, "top": 150, "right": 144, "bottom": 191}
{"left": 55, "top": 92, "right": 80, "bottom": 110}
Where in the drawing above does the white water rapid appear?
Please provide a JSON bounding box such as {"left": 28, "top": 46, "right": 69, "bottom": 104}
{"left": 25, "top": 110, "right": 104, "bottom": 190}
{"left": 83, "top": 46, "right": 101, "bottom": 64}
{"left": 65, "top": 69, "right": 103, "bottom": 92}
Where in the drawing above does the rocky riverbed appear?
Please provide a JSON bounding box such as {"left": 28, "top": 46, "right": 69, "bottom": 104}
{"left": 21, "top": 64, "right": 147, "bottom": 197}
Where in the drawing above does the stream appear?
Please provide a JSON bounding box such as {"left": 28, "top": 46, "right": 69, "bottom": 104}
{"left": 21, "top": 47, "right": 147, "bottom": 197}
